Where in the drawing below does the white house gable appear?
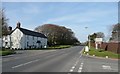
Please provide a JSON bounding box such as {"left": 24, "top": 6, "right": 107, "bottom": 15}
{"left": 11, "top": 28, "right": 24, "bottom": 49}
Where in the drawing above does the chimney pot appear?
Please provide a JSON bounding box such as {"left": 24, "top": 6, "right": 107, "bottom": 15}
{"left": 8, "top": 26, "right": 12, "bottom": 31}
{"left": 17, "top": 22, "right": 21, "bottom": 28}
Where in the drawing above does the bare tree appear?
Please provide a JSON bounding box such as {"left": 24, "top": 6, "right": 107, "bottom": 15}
{"left": 0, "top": 9, "right": 9, "bottom": 36}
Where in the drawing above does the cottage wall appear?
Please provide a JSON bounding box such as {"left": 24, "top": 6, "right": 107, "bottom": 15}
{"left": 42, "top": 38, "right": 47, "bottom": 48}
{"left": 11, "top": 28, "right": 24, "bottom": 49}
{"left": 2, "top": 35, "right": 11, "bottom": 48}
{"left": 23, "top": 35, "right": 47, "bottom": 49}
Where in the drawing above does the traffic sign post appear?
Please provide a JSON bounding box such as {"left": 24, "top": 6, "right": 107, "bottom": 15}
{"left": 95, "top": 38, "right": 103, "bottom": 49}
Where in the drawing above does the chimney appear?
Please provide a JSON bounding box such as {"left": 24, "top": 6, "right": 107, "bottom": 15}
{"left": 16, "top": 22, "right": 21, "bottom": 28}
{"left": 8, "top": 26, "right": 12, "bottom": 32}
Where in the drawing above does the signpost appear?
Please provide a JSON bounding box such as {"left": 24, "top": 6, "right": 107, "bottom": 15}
{"left": 95, "top": 38, "right": 103, "bottom": 49}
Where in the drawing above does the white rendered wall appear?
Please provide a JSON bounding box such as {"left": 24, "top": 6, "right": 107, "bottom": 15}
{"left": 11, "top": 28, "right": 24, "bottom": 49}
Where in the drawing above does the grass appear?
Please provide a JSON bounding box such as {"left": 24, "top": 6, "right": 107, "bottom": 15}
{"left": 25, "top": 45, "right": 72, "bottom": 50}
{"left": 83, "top": 47, "right": 120, "bottom": 59}
{"left": 0, "top": 49, "right": 16, "bottom": 56}
{"left": 0, "top": 45, "right": 72, "bottom": 55}
{"left": 47, "top": 45, "right": 72, "bottom": 49}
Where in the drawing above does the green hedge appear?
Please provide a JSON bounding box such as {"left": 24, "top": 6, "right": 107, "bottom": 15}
{"left": 24, "top": 45, "right": 72, "bottom": 50}
{"left": 48, "top": 45, "right": 72, "bottom": 49}
{"left": 0, "top": 50, "right": 16, "bottom": 56}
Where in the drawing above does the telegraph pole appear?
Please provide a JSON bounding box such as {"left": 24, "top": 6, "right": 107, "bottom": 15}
{"left": 85, "top": 27, "right": 90, "bottom": 49}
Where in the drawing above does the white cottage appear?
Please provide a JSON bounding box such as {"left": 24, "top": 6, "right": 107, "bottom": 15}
{"left": 3, "top": 22, "right": 47, "bottom": 49}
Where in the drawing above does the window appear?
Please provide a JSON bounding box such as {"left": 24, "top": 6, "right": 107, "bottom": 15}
{"left": 5, "top": 37, "right": 7, "bottom": 40}
{"left": 33, "top": 42, "right": 34, "bottom": 47}
{"left": 5, "top": 42, "right": 8, "bottom": 45}
{"left": 33, "top": 36, "right": 34, "bottom": 40}
{"left": 37, "top": 37, "right": 38, "bottom": 40}
{"left": 27, "top": 42, "right": 29, "bottom": 47}
{"left": 33, "top": 42, "right": 34, "bottom": 45}
{"left": 27, "top": 36, "right": 29, "bottom": 40}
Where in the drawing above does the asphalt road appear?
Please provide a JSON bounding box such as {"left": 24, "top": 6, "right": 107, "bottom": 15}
{"left": 2, "top": 46, "right": 118, "bottom": 72}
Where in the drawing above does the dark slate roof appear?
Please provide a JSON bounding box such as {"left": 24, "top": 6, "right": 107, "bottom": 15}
{"left": 19, "top": 28, "right": 47, "bottom": 38}
{"left": 10, "top": 28, "right": 47, "bottom": 38}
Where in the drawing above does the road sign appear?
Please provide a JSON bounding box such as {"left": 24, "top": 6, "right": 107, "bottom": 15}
{"left": 95, "top": 38, "right": 103, "bottom": 42}
{"left": 95, "top": 38, "right": 103, "bottom": 49}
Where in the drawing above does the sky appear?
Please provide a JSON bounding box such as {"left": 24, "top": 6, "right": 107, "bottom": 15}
{"left": 2, "top": 1, "right": 118, "bottom": 42}
{"left": 1, "top": 0, "right": 120, "bottom": 2}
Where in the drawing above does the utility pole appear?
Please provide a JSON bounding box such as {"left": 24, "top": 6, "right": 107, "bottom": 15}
{"left": 88, "top": 35, "right": 90, "bottom": 49}
{"left": 85, "top": 27, "right": 88, "bottom": 46}
{"left": 85, "top": 27, "right": 90, "bottom": 49}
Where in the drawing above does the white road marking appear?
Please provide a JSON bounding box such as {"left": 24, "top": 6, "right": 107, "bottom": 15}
{"left": 70, "top": 52, "right": 83, "bottom": 72}
{"left": 78, "top": 62, "right": 84, "bottom": 72}
{"left": 74, "top": 61, "right": 79, "bottom": 66}
{"left": 70, "top": 69, "right": 74, "bottom": 72}
{"left": 12, "top": 59, "right": 39, "bottom": 68}
{"left": 70, "top": 66, "right": 76, "bottom": 72}
{"left": 102, "top": 65, "right": 111, "bottom": 70}
{"left": 79, "top": 67, "right": 82, "bottom": 70}
{"left": 80, "top": 64, "right": 83, "bottom": 67}
{"left": 81, "top": 63, "right": 83, "bottom": 65}
{"left": 72, "top": 66, "right": 75, "bottom": 69}
{"left": 78, "top": 69, "right": 82, "bottom": 72}
{"left": 69, "top": 60, "right": 79, "bottom": 72}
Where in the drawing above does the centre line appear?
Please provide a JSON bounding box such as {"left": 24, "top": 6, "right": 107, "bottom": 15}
{"left": 12, "top": 59, "right": 39, "bottom": 68}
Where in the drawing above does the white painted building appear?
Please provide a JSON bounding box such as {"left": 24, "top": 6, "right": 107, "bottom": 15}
{"left": 3, "top": 22, "right": 47, "bottom": 49}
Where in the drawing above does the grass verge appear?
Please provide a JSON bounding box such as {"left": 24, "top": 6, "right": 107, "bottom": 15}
{"left": 47, "top": 45, "right": 72, "bottom": 49}
{"left": 0, "top": 49, "right": 16, "bottom": 56}
{"left": 83, "top": 47, "right": 120, "bottom": 59}
{"left": 28, "top": 45, "right": 72, "bottom": 50}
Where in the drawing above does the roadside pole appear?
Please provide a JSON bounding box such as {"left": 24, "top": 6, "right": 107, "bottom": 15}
{"left": 85, "top": 27, "right": 90, "bottom": 53}
{"left": 88, "top": 35, "right": 90, "bottom": 50}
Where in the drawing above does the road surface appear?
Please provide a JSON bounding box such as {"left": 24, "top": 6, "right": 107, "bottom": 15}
{"left": 2, "top": 46, "right": 118, "bottom": 73}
